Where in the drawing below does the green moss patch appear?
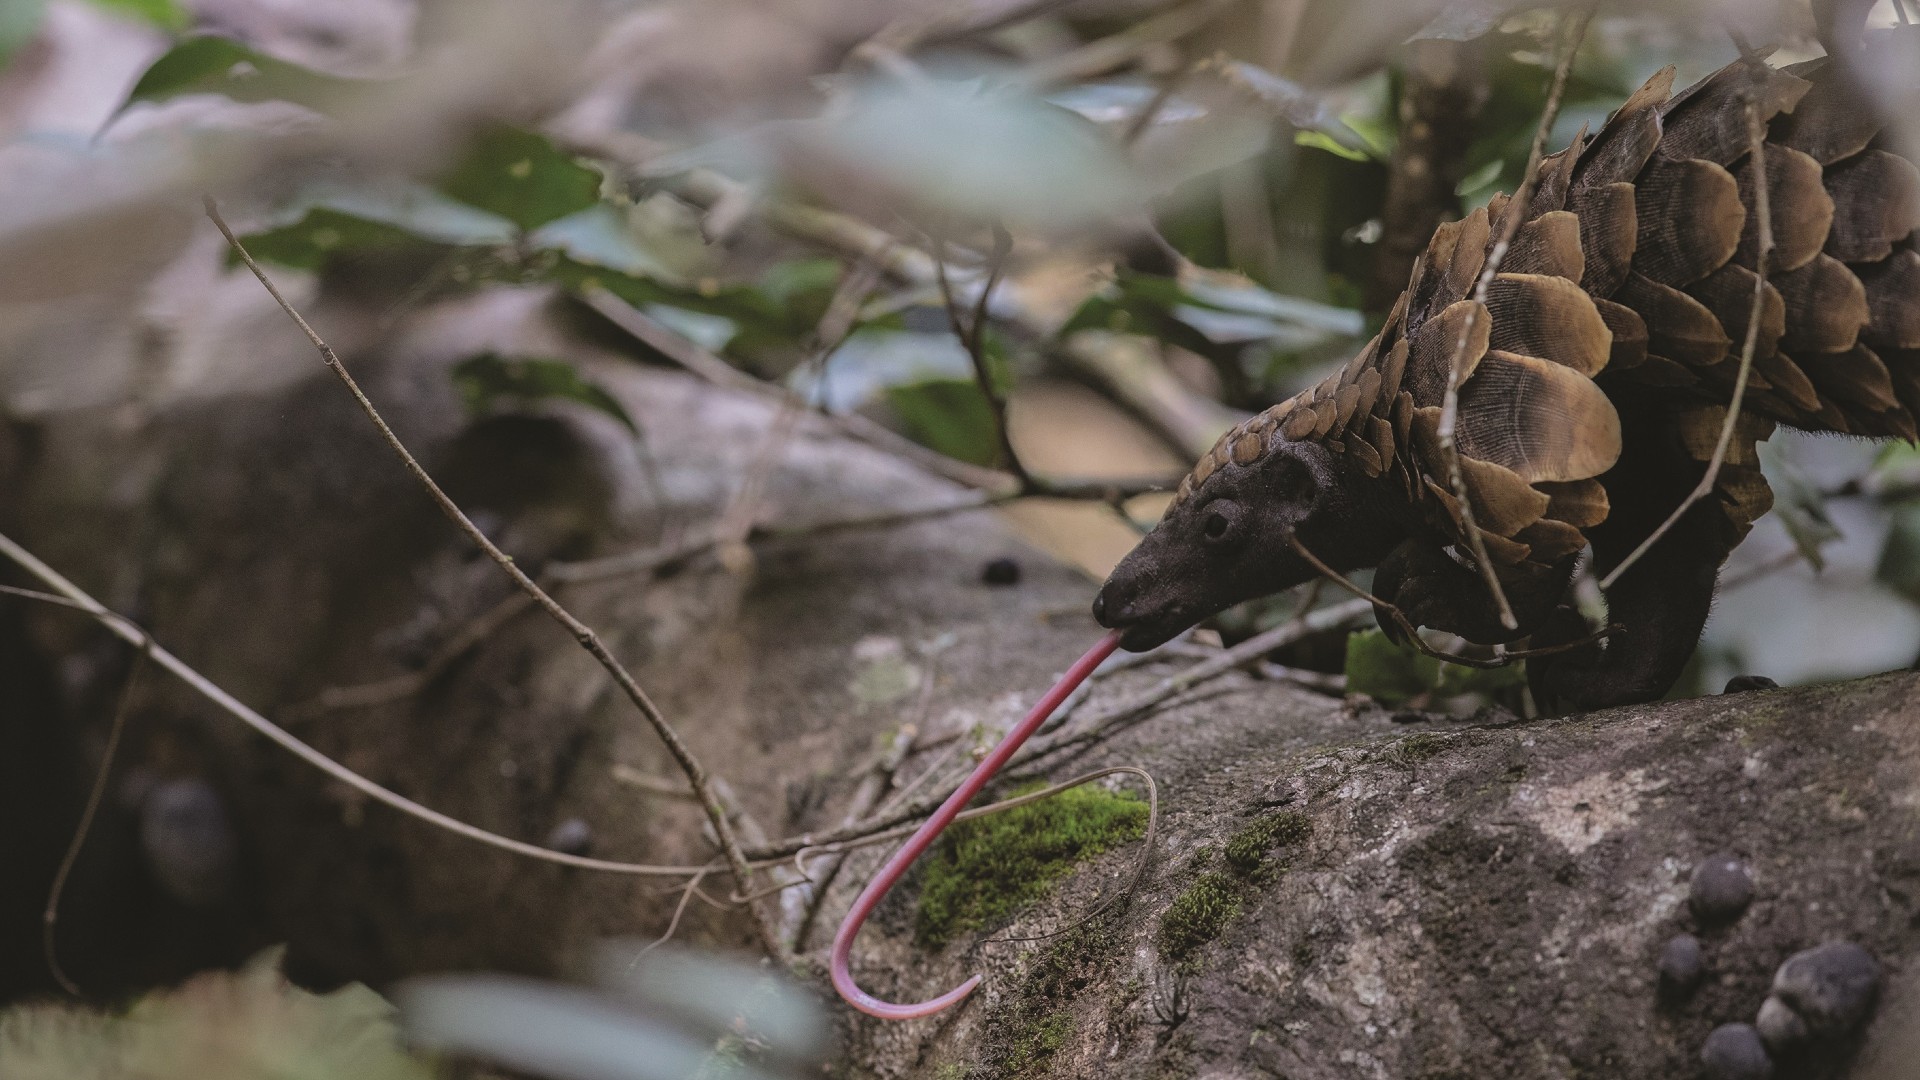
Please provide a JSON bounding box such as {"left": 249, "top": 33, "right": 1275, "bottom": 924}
{"left": 1157, "top": 811, "right": 1310, "bottom": 969}
{"left": 915, "top": 782, "right": 1148, "bottom": 949}
{"left": 992, "top": 921, "right": 1126, "bottom": 1078}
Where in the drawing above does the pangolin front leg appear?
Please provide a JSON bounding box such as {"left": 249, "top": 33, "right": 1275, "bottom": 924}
{"left": 1371, "top": 539, "right": 1575, "bottom": 647}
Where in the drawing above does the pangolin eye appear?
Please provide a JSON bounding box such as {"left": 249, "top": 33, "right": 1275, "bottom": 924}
{"left": 1199, "top": 499, "right": 1243, "bottom": 544}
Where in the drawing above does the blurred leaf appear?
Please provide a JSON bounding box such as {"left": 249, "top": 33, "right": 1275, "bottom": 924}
{"left": 1763, "top": 443, "right": 1843, "bottom": 572}
{"left": 237, "top": 185, "right": 516, "bottom": 271}
{"left": 1410, "top": 0, "right": 1509, "bottom": 41}
{"left": 532, "top": 204, "right": 686, "bottom": 283}
{"left": 1343, "top": 629, "right": 1439, "bottom": 706}
{"left": 1295, "top": 128, "right": 1374, "bottom": 162}
{"left": 124, "top": 35, "right": 355, "bottom": 108}
{"left": 0, "top": 948, "right": 429, "bottom": 1080}
{"left": 885, "top": 378, "right": 999, "bottom": 467}
{"left": 1436, "top": 654, "right": 1528, "bottom": 697}
{"left": 1880, "top": 504, "right": 1920, "bottom": 602}
{"left": 1870, "top": 441, "right": 1920, "bottom": 500}
{"left": 0, "top": 0, "right": 46, "bottom": 68}
{"left": 399, "top": 975, "right": 781, "bottom": 1080}
{"left": 453, "top": 354, "right": 638, "bottom": 435}
{"left": 438, "top": 125, "right": 603, "bottom": 232}
{"left": 1062, "top": 268, "right": 1362, "bottom": 357}
{"left": 801, "top": 79, "right": 1141, "bottom": 227}
{"left": 86, "top": 0, "right": 188, "bottom": 30}
{"left": 593, "top": 943, "right": 828, "bottom": 1061}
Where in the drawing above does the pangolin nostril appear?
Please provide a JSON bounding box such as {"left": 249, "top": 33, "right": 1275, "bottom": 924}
{"left": 1091, "top": 592, "right": 1107, "bottom": 622}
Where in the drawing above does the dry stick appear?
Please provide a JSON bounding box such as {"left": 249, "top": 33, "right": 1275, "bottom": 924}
{"left": 737, "top": 604, "right": 1350, "bottom": 866}
{"left": 1434, "top": 7, "right": 1594, "bottom": 632}
{"left": 0, "top": 533, "right": 730, "bottom": 878}
{"left": 791, "top": 724, "right": 920, "bottom": 952}
{"left": 934, "top": 228, "right": 1030, "bottom": 488}
{"left": 1282, "top": 533, "right": 1617, "bottom": 669}
{"left": 2, "top": 585, "right": 152, "bottom": 999}
{"left": 1598, "top": 96, "right": 1771, "bottom": 591}
{"left": 717, "top": 262, "right": 884, "bottom": 550}
{"left": 200, "top": 200, "right": 781, "bottom": 956}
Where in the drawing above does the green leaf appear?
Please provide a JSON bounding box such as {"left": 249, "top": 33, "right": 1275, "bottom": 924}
{"left": 1879, "top": 504, "right": 1920, "bottom": 602}
{"left": 1436, "top": 655, "right": 1529, "bottom": 697}
{"left": 235, "top": 187, "right": 516, "bottom": 272}
{"left": 1761, "top": 442, "right": 1842, "bottom": 572}
{"left": 1342, "top": 629, "right": 1439, "bottom": 706}
{"left": 123, "top": 35, "right": 354, "bottom": 108}
{"left": 451, "top": 354, "right": 638, "bottom": 435}
{"left": 437, "top": 125, "right": 602, "bottom": 233}
{"left": 85, "top": 0, "right": 187, "bottom": 30}
{"left": 884, "top": 378, "right": 1000, "bottom": 468}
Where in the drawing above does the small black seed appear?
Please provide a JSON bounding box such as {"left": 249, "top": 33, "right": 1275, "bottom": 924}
{"left": 981, "top": 557, "right": 1021, "bottom": 586}
{"left": 1689, "top": 852, "right": 1755, "bottom": 925}
{"left": 1770, "top": 941, "right": 1882, "bottom": 1038}
{"left": 1658, "top": 933, "right": 1705, "bottom": 999}
{"left": 545, "top": 817, "right": 594, "bottom": 856}
{"left": 1700, "top": 1023, "right": 1773, "bottom": 1080}
{"left": 1724, "top": 674, "right": 1779, "bottom": 693}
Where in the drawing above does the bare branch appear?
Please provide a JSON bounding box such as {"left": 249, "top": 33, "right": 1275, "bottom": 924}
{"left": 42, "top": 616, "right": 148, "bottom": 999}
{"left": 201, "top": 199, "right": 781, "bottom": 955}
{"left": 0, "top": 533, "right": 729, "bottom": 879}
{"left": 1434, "top": 7, "right": 1593, "bottom": 632}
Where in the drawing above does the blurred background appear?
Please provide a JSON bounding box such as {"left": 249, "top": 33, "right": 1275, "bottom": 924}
{"left": 2, "top": 0, "right": 1918, "bottom": 1075}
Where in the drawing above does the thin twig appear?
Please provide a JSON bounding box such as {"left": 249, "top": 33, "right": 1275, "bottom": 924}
{"left": 41, "top": 621, "right": 149, "bottom": 998}
{"left": 0, "top": 534, "right": 734, "bottom": 878}
{"left": 1434, "top": 7, "right": 1593, "bottom": 632}
{"left": 792, "top": 724, "right": 919, "bottom": 951}
{"left": 934, "top": 227, "right": 1030, "bottom": 488}
{"left": 203, "top": 199, "right": 779, "bottom": 955}
{"left": 1599, "top": 81, "right": 1771, "bottom": 590}
{"left": 717, "top": 262, "right": 884, "bottom": 550}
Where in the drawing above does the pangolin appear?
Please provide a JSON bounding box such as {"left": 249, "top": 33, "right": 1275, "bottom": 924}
{"left": 1093, "top": 29, "right": 1920, "bottom": 711}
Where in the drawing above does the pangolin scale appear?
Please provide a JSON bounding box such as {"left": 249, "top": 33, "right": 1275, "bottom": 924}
{"left": 1095, "top": 29, "right": 1920, "bottom": 710}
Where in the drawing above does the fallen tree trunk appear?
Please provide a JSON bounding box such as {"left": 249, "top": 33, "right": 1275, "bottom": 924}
{"left": 3, "top": 289, "right": 1914, "bottom": 1078}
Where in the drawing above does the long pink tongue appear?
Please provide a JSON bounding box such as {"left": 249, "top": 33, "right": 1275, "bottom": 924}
{"left": 829, "top": 630, "right": 1124, "bottom": 1019}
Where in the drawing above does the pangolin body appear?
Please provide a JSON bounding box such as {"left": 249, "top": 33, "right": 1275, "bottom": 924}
{"left": 1098, "top": 30, "right": 1920, "bottom": 709}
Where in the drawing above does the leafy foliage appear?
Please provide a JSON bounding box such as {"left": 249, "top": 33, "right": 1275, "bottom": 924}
{"left": 124, "top": 35, "right": 358, "bottom": 108}
{"left": 1343, "top": 629, "right": 1527, "bottom": 707}
{"left": 884, "top": 378, "right": 1001, "bottom": 469}
{"left": 0, "top": 950, "right": 429, "bottom": 1080}
{"left": 452, "top": 353, "right": 638, "bottom": 435}
{"left": 437, "top": 125, "right": 604, "bottom": 233}
{"left": 86, "top": 0, "right": 187, "bottom": 30}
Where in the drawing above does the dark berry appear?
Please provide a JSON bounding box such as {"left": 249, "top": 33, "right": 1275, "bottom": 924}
{"left": 1689, "top": 852, "right": 1755, "bottom": 925}
{"left": 1700, "top": 1023, "right": 1773, "bottom": 1080}
{"left": 1658, "top": 933, "right": 1705, "bottom": 999}
{"left": 1770, "top": 941, "right": 1881, "bottom": 1038}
